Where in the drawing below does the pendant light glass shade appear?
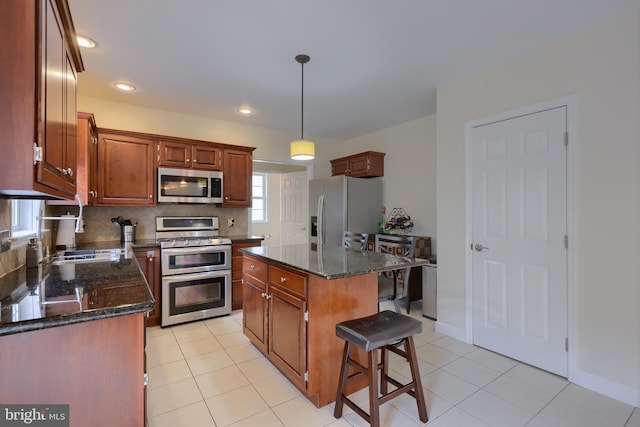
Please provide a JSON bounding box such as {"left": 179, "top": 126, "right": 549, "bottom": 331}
{"left": 290, "top": 140, "right": 315, "bottom": 160}
{"left": 291, "top": 54, "right": 314, "bottom": 160}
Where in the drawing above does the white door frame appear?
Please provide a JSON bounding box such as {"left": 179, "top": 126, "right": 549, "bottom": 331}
{"left": 249, "top": 158, "right": 314, "bottom": 238}
{"left": 464, "top": 95, "right": 577, "bottom": 381}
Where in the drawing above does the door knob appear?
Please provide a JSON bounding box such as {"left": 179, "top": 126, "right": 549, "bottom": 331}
{"left": 474, "top": 244, "right": 489, "bottom": 251}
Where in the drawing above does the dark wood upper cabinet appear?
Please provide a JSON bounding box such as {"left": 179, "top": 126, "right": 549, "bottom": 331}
{"left": 331, "top": 151, "right": 385, "bottom": 178}
{"left": 0, "top": 0, "right": 83, "bottom": 199}
{"left": 222, "top": 147, "right": 255, "bottom": 207}
{"left": 48, "top": 112, "right": 97, "bottom": 206}
{"left": 96, "top": 130, "right": 155, "bottom": 206}
{"left": 158, "top": 140, "right": 222, "bottom": 171}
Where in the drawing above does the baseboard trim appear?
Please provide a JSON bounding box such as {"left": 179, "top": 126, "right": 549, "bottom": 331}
{"left": 575, "top": 369, "right": 639, "bottom": 407}
{"left": 435, "top": 321, "right": 468, "bottom": 343}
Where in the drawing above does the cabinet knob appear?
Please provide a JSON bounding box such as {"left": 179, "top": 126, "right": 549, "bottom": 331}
{"left": 59, "top": 167, "right": 73, "bottom": 176}
{"left": 261, "top": 292, "right": 267, "bottom": 298}
{"left": 149, "top": 194, "right": 153, "bottom": 199}
{"left": 280, "top": 277, "right": 287, "bottom": 283}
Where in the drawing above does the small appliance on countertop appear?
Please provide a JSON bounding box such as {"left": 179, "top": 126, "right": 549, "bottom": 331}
{"left": 111, "top": 216, "right": 137, "bottom": 242}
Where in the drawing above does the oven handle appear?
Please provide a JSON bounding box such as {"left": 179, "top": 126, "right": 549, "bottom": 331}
{"left": 162, "top": 269, "right": 230, "bottom": 284}
{"left": 161, "top": 245, "right": 231, "bottom": 257}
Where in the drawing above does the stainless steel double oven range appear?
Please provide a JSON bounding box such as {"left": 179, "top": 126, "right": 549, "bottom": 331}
{"left": 156, "top": 216, "right": 231, "bottom": 327}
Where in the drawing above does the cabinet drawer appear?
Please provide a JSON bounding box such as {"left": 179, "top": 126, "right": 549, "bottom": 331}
{"left": 269, "top": 265, "right": 307, "bottom": 298}
{"left": 243, "top": 257, "right": 267, "bottom": 281}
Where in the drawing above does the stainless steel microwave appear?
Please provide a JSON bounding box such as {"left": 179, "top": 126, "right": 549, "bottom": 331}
{"left": 158, "top": 167, "right": 223, "bottom": 204}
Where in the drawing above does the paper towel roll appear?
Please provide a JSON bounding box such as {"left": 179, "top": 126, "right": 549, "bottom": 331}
{"left": 56, "top": 214, "right": 76, "bottom": 249}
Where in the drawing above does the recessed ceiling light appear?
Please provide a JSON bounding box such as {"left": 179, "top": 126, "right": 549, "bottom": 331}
{"left": 113, "top": 82, "right": 136, "bottom": 92}
{"left": 236, "top": 107, "right": 254, "bottom": 115}
{"left": 76, "top": 35, "right": 97, "bottom": 48}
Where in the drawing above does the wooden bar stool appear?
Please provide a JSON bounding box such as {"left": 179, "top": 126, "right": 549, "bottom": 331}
{"left": 333, "top": 310, "right": 428, "bottom": 426}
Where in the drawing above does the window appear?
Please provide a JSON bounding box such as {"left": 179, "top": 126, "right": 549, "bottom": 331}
{"left": 11, "top": 199, "right": 42, "bottom": 239}
{"left": 251, "top": 173, "right": 267, "bottom": 223}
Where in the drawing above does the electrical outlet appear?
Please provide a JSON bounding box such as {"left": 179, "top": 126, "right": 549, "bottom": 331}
{"left": 227, "top": 218, "right": 235, "bottom": 227}
{"left": 0, "top": 230, "right": 11, "bottom": 253}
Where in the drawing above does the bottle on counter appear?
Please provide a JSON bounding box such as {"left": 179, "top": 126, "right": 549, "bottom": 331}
{"left": 26, "top": 238, "right": 42, "bottom": 268}
{"left": 377, "top": 207, "right": 386, "bottom": 234}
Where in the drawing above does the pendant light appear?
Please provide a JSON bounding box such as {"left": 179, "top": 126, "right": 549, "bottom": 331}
{"left": 290, "top": 54, "right": 315, "bottom": 160}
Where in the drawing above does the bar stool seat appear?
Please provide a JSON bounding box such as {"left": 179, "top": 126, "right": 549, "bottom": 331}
{"left": 334, "top": 311, "right": 428, "bottom": 426}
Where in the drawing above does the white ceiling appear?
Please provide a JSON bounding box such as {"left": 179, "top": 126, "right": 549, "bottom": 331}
{"left": 69, "top": 0, "right": 639, "bottom": 141}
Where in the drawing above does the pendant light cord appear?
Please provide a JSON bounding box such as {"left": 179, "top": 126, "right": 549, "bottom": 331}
{"left": 295, "top": 54, "right": 310, "bottom": 141}
{"left": 300, "top": 60, "right": 304, "bottom": 140}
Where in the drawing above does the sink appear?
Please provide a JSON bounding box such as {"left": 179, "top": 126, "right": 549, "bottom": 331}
{"left": 52, "top": 248, "right": 124, "bottom": 265}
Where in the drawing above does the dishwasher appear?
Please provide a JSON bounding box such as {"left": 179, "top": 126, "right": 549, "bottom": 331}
{"left": 422, "top": 257, "right": 437, "bottom": 320}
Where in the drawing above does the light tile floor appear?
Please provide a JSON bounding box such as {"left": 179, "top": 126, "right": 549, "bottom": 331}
{"left": 146, "top": 304, "right": 640, "bottom": 427}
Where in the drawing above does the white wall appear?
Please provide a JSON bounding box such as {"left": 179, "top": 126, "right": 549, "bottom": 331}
{"left": 436, "top": 12, "right": 640, "bottom": 405}
{"left": 345, "top": 115, "right": 437, "bottom": 251}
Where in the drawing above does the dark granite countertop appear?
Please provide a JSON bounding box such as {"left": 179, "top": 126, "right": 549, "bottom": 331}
{"left": 226, "top": 235, "right": 264, "bottom": 243}
{"left": 0, "top": 245, "right": 154, "bottom": 337}
{"left": 240, "top": 244, "right": 428, "bottom": 280}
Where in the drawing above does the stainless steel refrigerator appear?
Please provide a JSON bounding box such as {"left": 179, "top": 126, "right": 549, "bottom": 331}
{"left": 309, "top": 176, "right": 383, "bottom": 247}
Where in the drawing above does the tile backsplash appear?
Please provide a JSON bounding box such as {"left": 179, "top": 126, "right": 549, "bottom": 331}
{"left": 0, "top": 201, "right": 248, "bottom": 277}
{"left": 50, "top": 205, "right": 248, "bottom": 244}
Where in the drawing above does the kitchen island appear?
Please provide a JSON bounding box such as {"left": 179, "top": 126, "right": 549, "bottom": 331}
{"left": 0, "top": 247, "right": 154, "bottom": 427}
{"left": 240, "top": 243, "right": 428, "bottom": 407}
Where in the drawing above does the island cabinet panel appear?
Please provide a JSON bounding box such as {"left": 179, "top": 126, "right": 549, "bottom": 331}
{"left": 242, "top": 254, "right": 378, "bottom": 407}
{"left": 96, "top": 131, "right": 155, "bottom": 205}
{"left": 242, "top": 260, "right": 268, "bottom": 354}
{"left": 0, "top": 313, "right": 145, "bottom": 427}
{"left": 232, "top": 240, "right": 262, "bottom": 310}
{"left": 268, "top": 285, "right": 307, "bottom": 391}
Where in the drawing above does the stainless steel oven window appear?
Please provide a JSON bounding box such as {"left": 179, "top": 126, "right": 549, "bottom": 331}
{"left": 161, "top": 270, "right": 232, "bottom": 326}
{"left": 169, "top": 276, "right": 226, "bottom": 315}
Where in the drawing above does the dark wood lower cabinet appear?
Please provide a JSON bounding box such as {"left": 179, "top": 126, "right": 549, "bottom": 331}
{"left": 242, "top": 254, "right": 377, "bottom": 407}
{"left": 268, "top": 285, "right": 307, "bottom": 391}
{"left": 242, "top": 275, "right": 268, "bottom": 354}
{"left": 0, "top": 314, "right": 146, "bottom": 427}
{"left": 134, "top": 247, "right": 161, "bottom": 327}
{"left": 231, "top": 240, "right": 262, "bottom": 310}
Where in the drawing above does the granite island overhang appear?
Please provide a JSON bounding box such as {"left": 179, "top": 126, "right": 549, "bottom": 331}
{"left": 239, "top": 243, "right": 428, "bottom": 407}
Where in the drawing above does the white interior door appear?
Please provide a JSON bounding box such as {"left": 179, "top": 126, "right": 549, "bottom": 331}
{"left": 471, "top": 106, "right": 568, "bottom": 377}
{"left": 281, "top": 171, "right": 308, "bottom": 245}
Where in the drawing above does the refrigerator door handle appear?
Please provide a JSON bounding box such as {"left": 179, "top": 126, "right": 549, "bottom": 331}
{"left": 317, "top": 195, "right": 324, "bottom": 245}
